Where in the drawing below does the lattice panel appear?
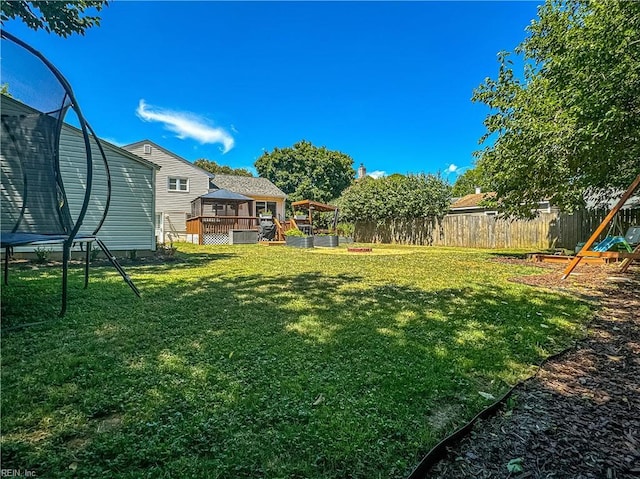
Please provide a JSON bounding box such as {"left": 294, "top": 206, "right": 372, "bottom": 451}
{"left": 203, "top": 233, "right": 229, "bottom": 245}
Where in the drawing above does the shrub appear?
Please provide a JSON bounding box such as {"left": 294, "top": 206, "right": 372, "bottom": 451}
{"left": 285, "top": 228, "right": 309, "bottom": 237}
{"left": 90, "top": 245, "right": 100, "bottom": 262}
{"left": 157, "top": 243, "right": 177, "bottom": 257}
{"left": 34, "top": 246, "right": 51, "bottom": 264}
{"left": 337, "top": 222, "right": 355, "bottom": 237}
{"left": 338, "top": 173, "right": 451, "bottom": 222}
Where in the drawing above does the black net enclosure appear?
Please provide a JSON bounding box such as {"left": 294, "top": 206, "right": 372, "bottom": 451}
{"left": 1, "top": 30, "right": 139, "bottom": 317}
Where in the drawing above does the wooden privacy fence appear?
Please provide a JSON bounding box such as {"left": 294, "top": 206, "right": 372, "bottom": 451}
{"left": 354, "top": 209, "right": 640, "bottom": 250}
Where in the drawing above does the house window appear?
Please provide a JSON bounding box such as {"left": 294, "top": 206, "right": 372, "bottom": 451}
{"left": 143, "top": 144, "right": 152, "bottom": 154}
{"left": 255, "top": 201, "right": 277, "bottom": 216}
{"left": 168, "top": 177, "right": 189, "bottom": 192}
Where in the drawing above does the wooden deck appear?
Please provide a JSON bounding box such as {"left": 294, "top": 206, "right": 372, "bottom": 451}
{"left": 185, "top": 215, "right": 332, "bottom": 245}
{"left": 186, "top": 216, "right": 259, "bottom": 244}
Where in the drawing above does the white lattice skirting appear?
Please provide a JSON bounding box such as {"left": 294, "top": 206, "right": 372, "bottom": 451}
{"left": 203, "top": 233, "right": 230, "bottom": 245}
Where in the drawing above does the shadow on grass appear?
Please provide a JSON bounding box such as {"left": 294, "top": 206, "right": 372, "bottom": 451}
{"left": 0, "top": 254, "right": 591, "bottom": 478}
{"left": 0, "top": 249, "right": 239, "bottom": 326}
{"left": 485, "top": 251, "right": 532, "bottom": 260}
{"left": 92, "top": 249, "right": 240, "bottom": 270}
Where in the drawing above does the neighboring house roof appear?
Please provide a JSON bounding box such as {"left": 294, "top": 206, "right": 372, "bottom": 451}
{"left": 210, "top": 174, "right": 287, "bottom": 199}
{"left": 623, "top": 196, "right": 640, "bottom": 209}
{"left": 450, "top": 192, "right": 497, "bottom": 210}
{"left": 123, "top": 139, "right": 214, "bottom": 177}
{"left": 450, "top": 191, "right": 557, "bottom": 214}
{"left": 199, "top": 189, "right": 252, "bottom": 201}
{"left": 451, "top": 189, "right": 640, "bottom": 213}
{"left": 584, "top": 191, "right": 640, "bottom": 210}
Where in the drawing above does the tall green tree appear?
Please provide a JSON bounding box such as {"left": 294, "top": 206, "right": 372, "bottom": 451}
{"left": 473, "top": 0, "right": 640, "bottom": 218}
{"left": 338, "top": 174, "right": 451, "bottom": 222}
{"left": 451, "top": 167, "right": 491, "bottom": 197}
{"left": 254, "top": 140, "right": 355, "bottom": 205}
{"left": 1, "top": 1, "right": 109, "bottom": 37}
{"left": 194, "top": 158, "right": 253, "bottom": 177}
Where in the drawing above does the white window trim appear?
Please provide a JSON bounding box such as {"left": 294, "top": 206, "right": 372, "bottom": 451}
{"left": 168, "top": 177, "right": 189, "bottom": 192}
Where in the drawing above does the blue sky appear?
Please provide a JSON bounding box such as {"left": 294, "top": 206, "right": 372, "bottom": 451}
{"left": 2, "top": 1, "right": 541, "bottom": 181}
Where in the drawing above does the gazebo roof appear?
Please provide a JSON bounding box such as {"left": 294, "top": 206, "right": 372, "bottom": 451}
{"left": 196, "top": 189, "right": 252, "bottom": 202}
{"left": 291, "top": 199, "right": 338, "bottom": 212}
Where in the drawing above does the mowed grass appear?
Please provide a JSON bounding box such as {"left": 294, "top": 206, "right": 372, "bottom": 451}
{"left": 1, "top": 243, "right": 591, "bottom": 478}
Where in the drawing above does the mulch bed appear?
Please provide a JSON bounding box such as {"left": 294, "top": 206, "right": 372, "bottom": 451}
{"left": 427, "top": 259, "right": 640, "bottom": 479}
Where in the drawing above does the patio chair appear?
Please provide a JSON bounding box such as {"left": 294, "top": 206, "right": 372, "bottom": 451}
{"left": 1, "top": 30, "right": 140, "bottom": 317}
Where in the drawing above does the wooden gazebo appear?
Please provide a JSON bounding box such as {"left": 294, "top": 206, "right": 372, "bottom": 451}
{"left": 186, "top": 189, "right": 258, "bottom": 244}
{"left": 290, "top": 200, "right": 339, "bottom": 232}
{"left": 191, "top": 189, "right": 254, "bottom": 217}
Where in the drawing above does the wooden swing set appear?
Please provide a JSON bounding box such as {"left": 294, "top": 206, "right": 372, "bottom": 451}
{"left": 562, "top": 173, "right": 640, "bottom": 279}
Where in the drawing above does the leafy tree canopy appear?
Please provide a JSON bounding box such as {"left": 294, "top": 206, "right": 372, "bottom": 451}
{"left": 254, "top": 140, "right": 355, "bottom": 205}
{"left": 473, "top": 0, "right": 640, "bottom": 218}
{"left": 194, "top": 158, "right": 253, "bottom": 177}
{"left": 451, "top": 167, "right": 492, "bottom": 197}
{"left": 1, "top": 1, "right": 109, "bottom": 37}
{"left": 338, "top": 174, "right": 451, "bottom": 222}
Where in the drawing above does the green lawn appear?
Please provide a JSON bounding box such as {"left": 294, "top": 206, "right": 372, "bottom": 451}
{"left": 1, "top": 243, "right": 591, "bottom": 478}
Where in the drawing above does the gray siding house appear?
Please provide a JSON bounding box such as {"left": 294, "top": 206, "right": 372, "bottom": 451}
{"left": 1, "top": 95, "right": 159, "bottom": 254}
{"left": 124, "top": 140, "right": 212, "bottom": 242}
{"left": 123, "top": 140, "right": 286, "bottom": 243}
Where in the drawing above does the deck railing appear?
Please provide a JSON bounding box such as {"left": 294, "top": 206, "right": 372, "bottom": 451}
{"left": 186, "top": 216, "right": 259, "bottom": 242}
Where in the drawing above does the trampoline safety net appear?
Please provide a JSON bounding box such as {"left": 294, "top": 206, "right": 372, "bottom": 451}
{"left": 1, "top": 30, "right": 140, "bottom": 317}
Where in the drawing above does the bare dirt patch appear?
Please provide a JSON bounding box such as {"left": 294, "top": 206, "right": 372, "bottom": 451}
{"left": 427, "top": 259, "right": 640, "bottom": 479}
{"left": 95, "top": 413, "right": 123, "bottom": 434}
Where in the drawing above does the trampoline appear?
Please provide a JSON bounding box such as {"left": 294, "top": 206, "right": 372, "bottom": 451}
{"left": 1, "top": 30, "right": 140, "bottom": 316}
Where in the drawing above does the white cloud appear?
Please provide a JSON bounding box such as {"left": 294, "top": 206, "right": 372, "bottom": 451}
{"left": 102, "top": 137, "right": 125, "bottom": 147}
{"left": 136, "top": 100, "right": 234, "bottom": 153}
{"left": 446, "top": 164, "right": 471, "bottom": 177}
{"left": 369, "top": 170, "right": 386, "bottom": 179}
